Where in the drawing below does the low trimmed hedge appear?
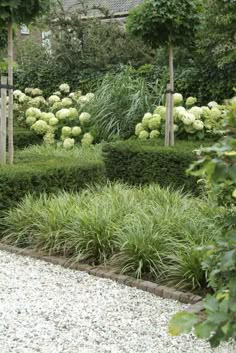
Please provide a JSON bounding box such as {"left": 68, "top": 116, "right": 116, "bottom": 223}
{"left": 103, "top": 140, "right": 211, "bottom": 194}
{"left": 0, "top": 159, "right": 105, "bottom": 212}
{"left": 13, "top": 128, "right": 42, "bottom": 149}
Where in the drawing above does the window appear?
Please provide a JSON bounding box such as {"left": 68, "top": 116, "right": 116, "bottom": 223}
{"left": 20, "top": 25, "right": 30, "bottom": 35}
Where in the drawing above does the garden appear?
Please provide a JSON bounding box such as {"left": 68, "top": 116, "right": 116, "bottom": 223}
{"left": 0, "top": 0, "right": 236, "bottom": 351}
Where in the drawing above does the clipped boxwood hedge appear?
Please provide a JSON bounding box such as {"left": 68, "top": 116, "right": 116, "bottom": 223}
{"left": 0, "top": 159, "right": 105, "bottom": 212}
{"left": 103, "top": 140, "right": 210, "bottom": 194}
{"left": 13, "top": 128, "right": 42, "bottom": 149}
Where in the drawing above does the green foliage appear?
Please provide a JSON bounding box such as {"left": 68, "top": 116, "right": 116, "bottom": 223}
{"left": 0, "top": 0, "right": 51, "bottom": 26}
{"left": 0, "top": 145, "right": 105, "bottom": 212}
{"left": 14, "top": 2, "right": 155, "bottom": 95}
{"left": 2, "top": 183, "right": 220, "bottom": 290}
{"left": 126, "top": 0, "right": 202, "bottom": 48}
{"left": 102, "top": 140, "right": 212, "bottom": 193}
{"left": 13, "top": 128, "right": 42, "bottom": 149}
{"left": 83, "top": 71, "right": 163, "bottom": 140}
{"left": 197, "top": 0, "right": 236, "bottom": 66}
{"left": 170, "top": 100, "right": 236, "bottom": 347}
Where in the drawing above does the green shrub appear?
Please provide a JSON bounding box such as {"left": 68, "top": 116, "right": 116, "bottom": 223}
{"left": 0, "top": 145, "right": 105, "bottom": 211}
{"left": 103, "top": 140, "right": 212, "bottom": 194}
{"left": 13, "top": 128, "right": 42, "bottom": 149}
{"left": 170, "top": 98, "right": 236, "bottom": 347}
{"left": 2, "top": 183, "right": 221, "bottom": 290}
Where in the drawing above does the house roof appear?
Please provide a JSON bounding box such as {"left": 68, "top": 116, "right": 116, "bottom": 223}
{"left": 63, "top": 0, "right": 142, "bottom": 15}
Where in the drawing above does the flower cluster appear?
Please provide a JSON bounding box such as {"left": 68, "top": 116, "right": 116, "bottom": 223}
{"left": 134, "top": 94, "right": 227, "bottom": 140}
{"left": 14, "top": 84, "right": 95, "bottom": 148}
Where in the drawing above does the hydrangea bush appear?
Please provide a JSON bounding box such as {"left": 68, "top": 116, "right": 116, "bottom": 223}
{"left": 13, "top": 84, "right": 95, "bottom": 149}
{"left": 134, "top": 93, "right": 230, "bottom": 141}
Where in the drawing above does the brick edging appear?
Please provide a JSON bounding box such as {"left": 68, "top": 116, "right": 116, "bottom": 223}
{"left": 0, "top": 243, "right": 202, "bottom": 306}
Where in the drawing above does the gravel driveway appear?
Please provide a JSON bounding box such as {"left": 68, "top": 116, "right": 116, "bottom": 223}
{"left": 0, "top": 250, "right": 235, "bottom": 353}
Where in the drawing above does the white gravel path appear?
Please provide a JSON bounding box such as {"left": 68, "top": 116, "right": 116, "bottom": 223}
{"left": 0, "top": 251, "right": 235, "bottom": 353}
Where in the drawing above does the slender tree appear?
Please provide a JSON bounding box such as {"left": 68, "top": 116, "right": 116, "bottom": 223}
{"left": 126, "top": 0, "right": 202, "bottom": 145}
{"left": 0, "top": 0, "right": 51, "bottom": 164}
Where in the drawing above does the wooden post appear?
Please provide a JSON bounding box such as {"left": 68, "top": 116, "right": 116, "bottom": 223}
{"left": 8, "top": 21, "right": 14, "bottom": 165}
{"left": 0, "top": 76, "right": 7, "bottom": 165}
{"left": 165, "top": 83, "right": 171, "bottom": 147}
{"left": 169, "top": 43, "right": 175, "bottom": 146}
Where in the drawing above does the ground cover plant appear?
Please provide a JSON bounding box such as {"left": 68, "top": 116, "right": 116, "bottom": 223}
{"left": 2, "top": 182, "right": 223, "bottom": 291}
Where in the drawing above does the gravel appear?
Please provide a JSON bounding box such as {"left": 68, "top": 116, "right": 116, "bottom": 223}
{"left": 0, "top": 250, "right": 235, "bottom": 353}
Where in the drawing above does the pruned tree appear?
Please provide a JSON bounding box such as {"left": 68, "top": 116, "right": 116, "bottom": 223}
{"left": 0, "top": 0, "right": 51, "bottom": 164}
{"left": 126, "top": 0, "right": 202, "bottom": 145}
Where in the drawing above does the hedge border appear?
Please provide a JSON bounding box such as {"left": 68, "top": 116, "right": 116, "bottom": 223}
{"left": 0, "top": 243, "right": 202, "bottom": 306}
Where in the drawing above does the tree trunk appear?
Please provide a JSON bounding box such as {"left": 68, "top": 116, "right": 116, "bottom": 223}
{"left": 168, "top": 43, "right": 175, "bottom": 146}
{"left": 8, "top": 21, "right": 14, "bottom": 165}
{"left": 0, "top": 76, "right": 7, "bottom": 165}
{"left": 165, "top": 82, "right": 171, "bottom": 146}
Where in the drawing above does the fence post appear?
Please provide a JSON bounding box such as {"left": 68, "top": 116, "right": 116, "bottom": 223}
{"left": 0, "top": 76, "right": 7, "bottom": 165}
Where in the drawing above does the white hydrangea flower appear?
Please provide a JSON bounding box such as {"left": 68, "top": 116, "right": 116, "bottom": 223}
{"left": 186, "top": 96, "right": 197, "bottom": 107}
{"left": 173, "top": 93, "right": 183, "bottom": 106}
{"left": 148, "top": 114, "right": 161, "bottom": 130}
{"left": 154, "top": 106, "right": 166, "bottom": 118}
{"left": 31, "top": 120, "right": 48, "bottom": 135}
{"left": 182, "top": 113, "right": 195, "bottom": 126}
{"left": 69, "top": 92, "right": 75, "bottom": 98}
{"left": 51, "top": 102, "right": 63, "bottom": 112}
{"left": 69, "top": 108, "right": 79, "bottom": 119}
{"left": 18, "top": 93, "right": 27, "bottom": 103}
{"left": 138, "top": 130, "right": 149, "bottom": 139}
{"left": 56, "top": 108, "right": 70, "bottom": 120}
{"left": 26, "top": 107, "right": 41, "bottom": 119}
{"left": 24, "top": 88, "right": 33, "bottom": 95}
{"left": 63, "top": 138, "right": 75, "bottom": 150}
{"left": 78, "top": 95, "right": 89, "bottom": 105}
{"left": 193, "top": 120, "right": 204, "bottom": 130}
{"left": 48, "top": 95, "right": 61, "bottom": 105}
{"left": 208, "top": 101, "right": 218, "bottom": 108}
{"left": 43, "top": 132, "right": 55, "bottom": 145}
{"left": 135, "top": 123, "right": 144, "bottom": 136}
{"left": 72, "top": 126, "right": 82, "bottom": 136}
{"left": 79, "top": 112, "right": 91, "bottom": 125}
{"left": 49, "top": 117, "right": 59, "bottom": 126}
{"left": 86, "top": 92, "right": 95, "bottom": 101}
{"left": 150, "top": 130, "right": 160, "bottom": 139}
{"left": 81, "top": 133, "right": 94, "bottom": 146}
{"left": 61, "top": 126, "right": 72, "bottom": 137}
{"left": 189, "top": 106, "right": 203, "bottom": 119}
{"left": 174, "top": 124, "right": 179, "bottom": 132}
{"left": 13, "top": 90, "right": 23, "bottom": 98}
{"left": 26, "top": 116, "right": 37, "bottom": 126}
{"left": 31, "top": 88, "right": 43, "bottom": 97}
{"left": 209, "top": 107, "right": 222, "bottom": 120}
{"left": 59, "top": 83, "right": 70, "bottom": 93}
{"left": 62, "top": 97, "right": 73, "bottom": 107}
{"left": 53, "top": 91, "right": 62, "bottom": 97}
{"left": 142, "top": 113, "right": 153, "bottom": 128}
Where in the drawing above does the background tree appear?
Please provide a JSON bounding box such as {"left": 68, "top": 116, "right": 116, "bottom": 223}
{"left": 0, "top": 0, "right": 51, "bottom": 164}
{"left": 126, "top": 0, "right": 202, "bottom": 145}
{"left": 197, "top": 0, "right": 236, "bottom": 67}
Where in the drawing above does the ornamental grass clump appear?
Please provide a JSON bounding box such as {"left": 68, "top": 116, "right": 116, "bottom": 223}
{"left": 2, "top": 183, "right": 221, "bottom": 290}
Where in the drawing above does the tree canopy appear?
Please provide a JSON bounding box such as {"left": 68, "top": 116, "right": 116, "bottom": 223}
{"left": 126, "top": 0, "right": 202, "bottom": 48}
{"left": 0, "top": 0, "right": 51, "bottom": 26}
